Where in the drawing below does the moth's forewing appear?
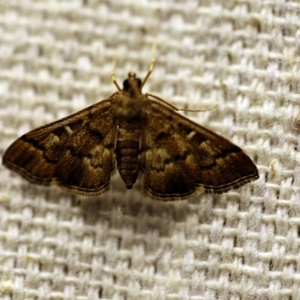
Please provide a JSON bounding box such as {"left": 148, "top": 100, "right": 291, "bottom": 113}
{"left": 139, "top": 99, "right": 259, "bottom": 200}
{"left": 3, "top": 98, "right": 117, "bottom": 195}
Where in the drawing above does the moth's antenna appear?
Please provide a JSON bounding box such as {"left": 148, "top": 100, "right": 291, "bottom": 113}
{"left": 111, "top": 54, "right": 122, "bottom": 91}
{"left": 142, "top": 38, "right": 217, "bottom": 112}
{"left": 141, "top": 37, "right": 157, "bottom": 89}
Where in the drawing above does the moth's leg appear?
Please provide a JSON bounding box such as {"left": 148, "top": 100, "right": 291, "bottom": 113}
{"left": 147, "top": 93, "right": 218, "bottom": 112}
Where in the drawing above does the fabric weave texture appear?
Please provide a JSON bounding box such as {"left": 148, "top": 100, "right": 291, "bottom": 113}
{"left": 0, "top": 1, "right": 299, "bottom": 299}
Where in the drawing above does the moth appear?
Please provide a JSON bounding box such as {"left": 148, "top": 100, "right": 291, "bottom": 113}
{"left": 2, "top": 59, "right": 259, "bottom": 200}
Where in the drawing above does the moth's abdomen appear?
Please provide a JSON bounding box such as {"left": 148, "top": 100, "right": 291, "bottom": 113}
{"left": 116, "top": 127, "right": 140, "bottom": 189}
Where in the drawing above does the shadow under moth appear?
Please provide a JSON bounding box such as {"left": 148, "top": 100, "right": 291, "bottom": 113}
{"left": 2, "top": 59, "right": 259, "bottom": 201}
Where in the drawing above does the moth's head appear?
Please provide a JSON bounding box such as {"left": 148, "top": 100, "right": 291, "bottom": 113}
{"left": 122, "top": 72, "right": 142, "bottom": 95}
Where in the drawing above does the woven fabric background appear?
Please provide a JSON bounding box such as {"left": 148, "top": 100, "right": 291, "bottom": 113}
{"left": 0, "top": 0, "right": 299, "bottom": 299}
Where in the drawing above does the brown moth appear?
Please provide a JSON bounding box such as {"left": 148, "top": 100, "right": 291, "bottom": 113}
{"left": 2, "top": 59, "right": 259, "bottom": 200}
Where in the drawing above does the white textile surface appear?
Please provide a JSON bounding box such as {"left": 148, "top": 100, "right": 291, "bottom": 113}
{"left": 0, "top": 1, "right": 299, "bottom": 299}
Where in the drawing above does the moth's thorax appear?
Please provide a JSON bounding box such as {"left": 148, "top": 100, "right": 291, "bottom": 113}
{"left": 112, "top": 72, "right": 146, "bottom": 121}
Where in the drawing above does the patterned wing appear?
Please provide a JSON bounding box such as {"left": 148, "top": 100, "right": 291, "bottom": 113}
{"left": 3, "top": 97, "right": 117, "bottom": 195}
{"left": 139, "top": 100, "right": 259, "bottom": 200}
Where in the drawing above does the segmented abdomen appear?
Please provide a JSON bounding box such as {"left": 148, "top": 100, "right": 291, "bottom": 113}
{"left": 116, "top": 125, "right": 140, "bottom": 188}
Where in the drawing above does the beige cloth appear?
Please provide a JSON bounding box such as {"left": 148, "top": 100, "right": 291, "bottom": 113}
{"left": 0, "top": 1, "right": 298, "bottom": 299}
